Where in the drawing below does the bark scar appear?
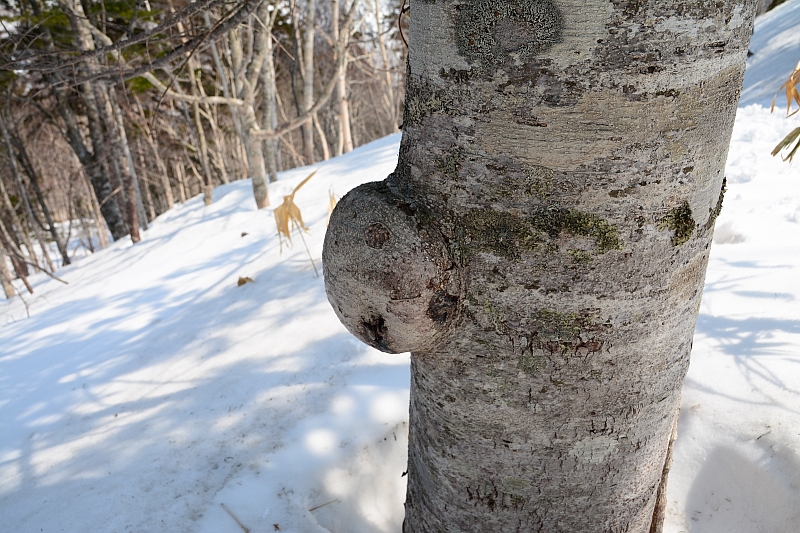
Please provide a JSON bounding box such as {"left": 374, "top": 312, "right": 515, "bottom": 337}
{"left": 361, "top": 315, "right": 389, "bottom": 350}
{"left": 426, "top": 290, "right": 459, "bottom": 325}
{"left": 364, "top": 222, "right": 391, "bottom": 249}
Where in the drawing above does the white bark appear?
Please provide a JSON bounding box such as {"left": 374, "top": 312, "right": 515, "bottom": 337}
{"left": 0, "top": 246, "right": 15, "bottom": 299}
{"left": 372, "top": 0, "right": 397, "bottom": 129}
{"left": 324, "top": 1, "right": 758, "bottom": 531}
{"left": 302, "top": 0, "right": 319, "bottom": 163}
{"left": 260, "top": 7, "right": 282, "bottom": 183}
{"left": 333, "top": 0, "right": 355, "bottom": 156}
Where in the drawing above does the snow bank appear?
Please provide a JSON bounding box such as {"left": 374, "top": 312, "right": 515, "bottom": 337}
{"left": 0, "top": 135, "right": 412, "bottom": 533}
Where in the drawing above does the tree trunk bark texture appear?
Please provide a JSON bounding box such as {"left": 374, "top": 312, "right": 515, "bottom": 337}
{"left": 323, "top": 1, "right": 757, "bottom": 532}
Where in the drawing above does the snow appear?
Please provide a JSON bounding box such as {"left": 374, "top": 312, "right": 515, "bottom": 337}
{"left": 2, "top": 5, "right": 800, "bottom": 532}
{"left": 1, "top": 136, "right": 408, "bottom": 533}
{"left": 740, "top": 0, "right": 800, "bottom": 108}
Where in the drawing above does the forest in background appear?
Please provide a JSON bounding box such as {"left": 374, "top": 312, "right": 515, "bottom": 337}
{"left": 0, "top": 0, "right": 407, "bottom": 297}
{"left": 0, "top": 0, "right": 790, "bottom": 299}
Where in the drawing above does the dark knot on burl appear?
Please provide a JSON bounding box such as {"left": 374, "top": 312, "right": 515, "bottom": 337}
{"left": 322, "top": 181, "right": 462, "bottom": 354}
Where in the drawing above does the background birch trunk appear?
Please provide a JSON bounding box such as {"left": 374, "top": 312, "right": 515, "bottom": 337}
{"left": 302, "top": 0, "right": 318, "bottom": 164}
{"left": 186, "top": 59, "right": 215, "bottom": 206}
{"left": 51, "top": 84, "right": 127, "bottom": 241}
{"left": 0, "top": 245, "right": 14, "bottom": 299}
{"left": 0, "top": 113, "right": 55, "bottom": 271}
{"left": 372, "top": 0, "right": 397, "bottom": 130}
{"left": 108, "top": 88, "right": 148, "bottom": 229}
{"left": 25, "top": 0, "right": 125, "bottom": 242}
{"left": 0, "top": 141, "right": 38, "bottom": 268}
{"left": 261, "top": 10, "right": 282, "bottom": 183}
{"left": 332, "top": 0, "right": 355, "bottom": 156}
{"left": 227, "top": 9, "right": 271, "bottom": 208}
{"left": 58, "top": 0, "right": 135, "bottom": 242}
{"left": 96, "top": 83, "right": 140, "bottom": 243}
{"left": 324, "top": 1, "right": 759, "bottom": 531}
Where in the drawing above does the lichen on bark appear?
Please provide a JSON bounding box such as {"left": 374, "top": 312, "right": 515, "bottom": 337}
{"left": 455, "top": 0, "right": 564, "bottom": 66}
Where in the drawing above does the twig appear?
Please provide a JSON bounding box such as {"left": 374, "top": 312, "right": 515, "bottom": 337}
{"left": 221, "top": 503, "right": 251, "bottom": 533}
{"left": 308, "top": 499, "right": 339, "bottom": 512}
{"left": 13, "top": 282, "right": 30, "bottom": 318}
{"left": 397, "top": 0, "right": 409, "bottom": 48}
{"left": 296, "top": 226, "right": 319, "bottom": 278}
{"left": 98, "top": 186, "right": 122, "bottom": 208}
{"left": 7, "top": 251, "right": 69, "bottom": 285}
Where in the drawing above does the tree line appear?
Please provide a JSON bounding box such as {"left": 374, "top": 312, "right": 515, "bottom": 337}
{"left": 0, "top": 0, "right": 408, "bottom": 298}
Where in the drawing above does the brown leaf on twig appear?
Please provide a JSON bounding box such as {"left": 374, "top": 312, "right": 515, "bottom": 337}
{"left": 274, "top": 170, "right": 317, "bottom": 251}
{"left": 771, "top": 61, "right": 800, "bottom": 117}
{"left": 326, "top": 187, "right": 338, "bottom": 226}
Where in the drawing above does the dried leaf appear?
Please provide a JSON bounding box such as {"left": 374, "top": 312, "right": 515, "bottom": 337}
{"left": 326, "top": 187, "right": 338, "bottom": 226}
{"left": 771, "top": 61, "right": 800, "bottom": 117}
{"left": 274, "top": 170, "right": 317, "bottom": 252}
{"left": 237, "top": 276, "right": 254, "bottom": 286}
{"left": 772, "top": 126, "right": 800, "bottom": 162}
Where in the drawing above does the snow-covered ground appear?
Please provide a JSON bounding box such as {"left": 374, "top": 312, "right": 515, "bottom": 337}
{"left": 2, "top": 4, "right": 800, "bottom": 532}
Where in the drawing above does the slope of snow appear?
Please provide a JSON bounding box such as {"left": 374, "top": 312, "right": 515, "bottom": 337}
{"left": 3, "top": 5, "right": 800, "bottom": 532}
{"left": 740, "top": 0, "right": 800, "bottom": 108}
{"left": 0, "top": 135, "right": 409, "bottom": 533}
{"left": 663, "top": 104, "right": 800, "bottom": 532}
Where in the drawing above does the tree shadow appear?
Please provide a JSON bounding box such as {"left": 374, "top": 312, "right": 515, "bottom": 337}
{"left": 0, "top": 263, "right": 410, "bottom": 531}
{"left": 0, "top": 133, "right": 409, "bottom": 532}
{"left": 683, "top": 442, "right": 800, "bottom": 533}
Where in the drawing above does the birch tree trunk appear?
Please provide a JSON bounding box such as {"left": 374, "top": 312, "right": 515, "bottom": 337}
{"left": 372, "top": 0, "right": 397, "bottom": 129}
{"left": 58, "top": 0, "right": 138, "bottom": 242}
{"left": 108, "top": 88, "right": 149, "bottom": 228}
{"left": 3, "top": 118, "right": 72, "bottom": 265}
{"left": 261, "top": 20, "right": 281, "bottom": 183}
{"left": 187, "top": 59, "right": 215, "bottom": 206}
{"left": 97, "top": 84, "right": 140, "bottom": 243}
{"left": 0, "top": 151, "right": 38, "bottom": 268}
{"left": 0, "top": 114, "right": 55, "bottom": 271}
{"left": 323, "top": 1, "right": 758, "bottom": 531}
{"left": 301, "top": 0, "right": 318, "bottom": 164}
{"left": 0, "top": 245, "right": 14, "bottom": 299}
{"left": 28, "top": 0, "right": 126, "bottom": 241}
{"left": 332, "top": 0, "right": 355, "bottom": 156}
{"left": 228, "top": 10, "right": 271, "bottom": 208}
{"left": 53, "top": 85, "right": 127, "bottom": 241}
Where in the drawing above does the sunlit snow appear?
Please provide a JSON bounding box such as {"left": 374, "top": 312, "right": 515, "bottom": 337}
{"left": 2, "top": 2, "right": 800, "bottom": 532}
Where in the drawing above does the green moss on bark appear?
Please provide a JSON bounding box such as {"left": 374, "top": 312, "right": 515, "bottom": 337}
{"left": 660, "top": 201, "right": 695, "bottom": 246}
{"left": 531, "top": 208, "right": 622, "bottom": 252}
{"left": 464, "top": 209, "right": 541, "bottom": 260}
{"left": 529, "top": 309, "right": 594, "bottom": 341}
{"left": 461, "top": 207, "right": 621, "bottom": 261}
